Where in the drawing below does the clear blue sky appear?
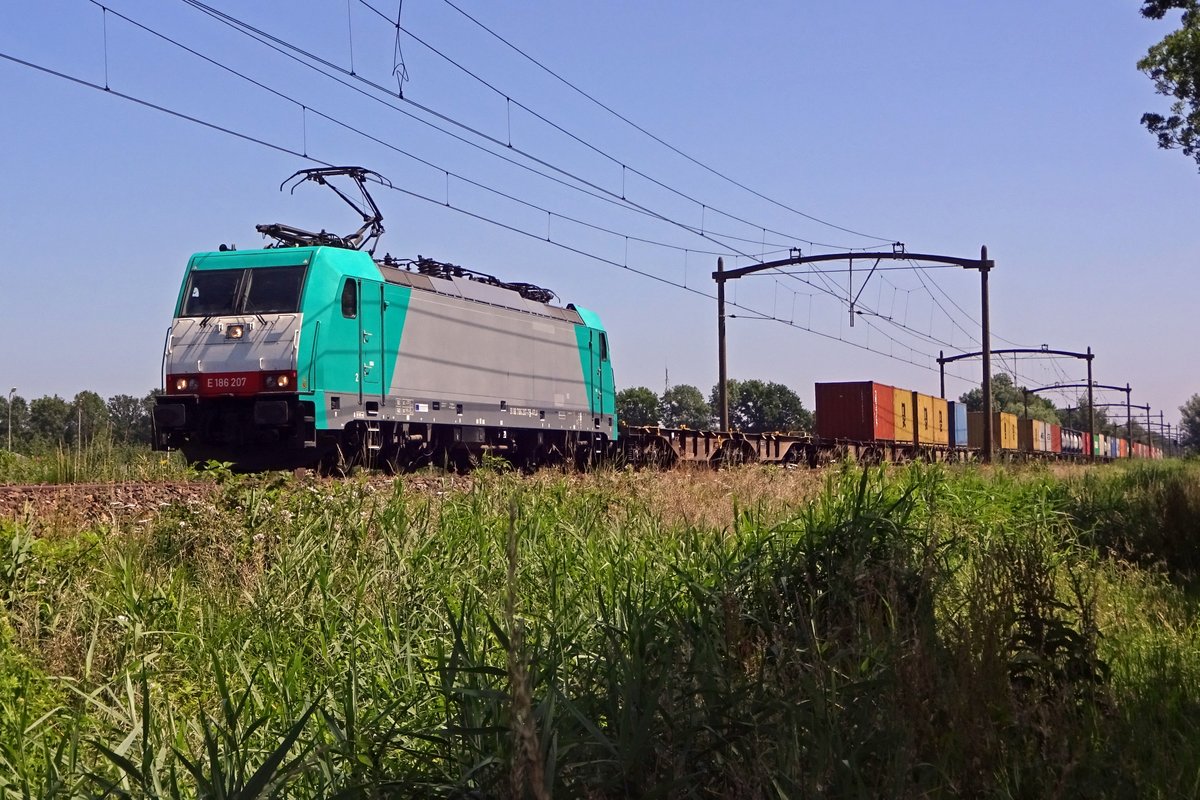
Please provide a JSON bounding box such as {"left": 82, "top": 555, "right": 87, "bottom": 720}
{"left": 1, "top": 1, "right": 1196, "bottom": 430}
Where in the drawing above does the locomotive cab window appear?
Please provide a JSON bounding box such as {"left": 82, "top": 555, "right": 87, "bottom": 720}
{"left": 243, "top": 265, "right": 307, "bottom": 314}
{"left": 341, "top": 279, "right": 358, "bottom": 319}
{"left": 181, "top": 265, "right": 307, "bottom": 317}
{"left": 182, "top": 269, "right": 242, "bottom": 316}
{"left": 599, "top": 332, "right": 609, "bottom": 361}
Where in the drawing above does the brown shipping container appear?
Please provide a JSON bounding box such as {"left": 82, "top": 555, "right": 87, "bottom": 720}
{"left": 814, "top": 382, "right": 897, "bottom": 441}
{"left": 931, "top": 397, "right": 950, "bottom": 446}
{"left": 893, "top": 388, "right": 915, "bottom": 443}
{"left": 969, "top": 411, "right": 1019, "bottom": 451}
{"left": 1018, "top": 418, "right": 1035, "bottom": 452}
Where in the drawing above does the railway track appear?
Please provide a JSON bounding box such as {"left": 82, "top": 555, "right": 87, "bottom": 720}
{"left": 0, "top": 481, "right": 215, "bottom": 526}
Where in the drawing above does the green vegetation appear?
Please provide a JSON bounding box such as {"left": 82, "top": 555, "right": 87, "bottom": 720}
{"left": 1139, "top": 0, "right": 1200, "bottom": 170}
{"left": 616, "top": 379, "right": 813, "bottom": 432}
{"left": 2, "top": 462, "right": 1200, "bottom": 797}
{"left": 1, "top": 390, "right": 160, "bottom": 456}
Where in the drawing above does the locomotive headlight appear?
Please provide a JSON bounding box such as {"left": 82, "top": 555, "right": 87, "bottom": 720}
{"left": 174, "top": 377, "right": 189, "bottom": 391}
{"left": 275, "top": 373, "right": 290, "bottom": 388}
{"left": 265, "top": 375, "right": 277, "bottom": 389}
{"left": 225, "top": 324, "right": 245, "bottom": 340}
{"left": 187, "top": 378, "right": 199, "bottom": 391}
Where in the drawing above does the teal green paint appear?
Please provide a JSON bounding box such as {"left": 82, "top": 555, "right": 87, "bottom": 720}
{"left": 573, "top": 323, "right": 596, "bottom": 416}
{"left": 179, "top": 246, "right": 399, "bottom": 431}
{"left": 570, "top": 304, "right": 619, "bottom": 438}
{"left": 380, "top": 282, "right": 412, "bottom": 393}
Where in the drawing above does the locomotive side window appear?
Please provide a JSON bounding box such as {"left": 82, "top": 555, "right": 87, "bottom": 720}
{"left": 599, "top": 332, "right": 609, "bottom": 361}
{"left": 244, "top": 265, "right": 307, "bottom": 314}
{"left": 182, "top": 269, "right": 242, "bottom": 316}
{"left": 341, "top": 279, "right": 358, "bottom": 319}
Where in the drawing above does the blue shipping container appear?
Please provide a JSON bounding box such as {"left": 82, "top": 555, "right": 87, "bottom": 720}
{"left": 948, "top": 401, "right": 969, "bottom": 448}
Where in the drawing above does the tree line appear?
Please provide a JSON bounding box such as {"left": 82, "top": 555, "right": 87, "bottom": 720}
{"left": 617, "top": 379, "right": 813, "bottom": 433}
{"left": 0, "top": 390, "right": 160, "bottom": 453}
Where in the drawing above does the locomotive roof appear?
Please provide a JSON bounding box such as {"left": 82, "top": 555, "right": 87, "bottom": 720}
{"left": 189, "top": 245, "right": 595, "bottom": 328}
{"left": 378, "top": 266, "right": 584, "bottom": 325}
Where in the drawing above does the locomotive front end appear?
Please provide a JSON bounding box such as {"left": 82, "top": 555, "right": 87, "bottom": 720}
{"left": 154, "top": 249, "right": 318, "bottom": 469}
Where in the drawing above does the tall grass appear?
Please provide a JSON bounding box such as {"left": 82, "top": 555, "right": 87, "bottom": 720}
{"left": 1, "top": 462, "right": 1200, "bottom": 797}
{"left": 0, "top": 442, "right": 189, "bottom": 485}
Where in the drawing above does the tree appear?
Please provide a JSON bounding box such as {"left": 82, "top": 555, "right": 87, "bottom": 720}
{"left": 711, "top": 379, "right": 813, "bottom": 433}
{"left": 70, "top": 390, "right": 111, "bottom": 445}
{"left": 0, "top": 394, "right": 30, "bottom": 451}
{"left": 958, "top": 373, "right": 1061, "bottom": 424}
{"left": 108, "top": 392, "right": 156, "bottom": 445}
{"left": 660, "top": 384, "right": 711, "bottom": 429}
{"left": 1138, "top": 1, "right": 1200, "bottom": 169}
{"left": 28, "top": 395, "right": 72, "bottom": 449}
{"left": 1180, "top": 393, "right": 1200, "bottom": 452}
{"left": 616, "top": 386, "right": 660, "bottom": 427}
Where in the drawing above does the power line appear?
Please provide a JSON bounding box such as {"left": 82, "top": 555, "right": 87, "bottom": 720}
{"left": 429, "top": 0, "right": 898, "bottom": 243}
{"left": 89, "top": 0, "right": 952, "bottom": 365}
{"left": 0, "top": 45, "right": 972, "bottom": 382}
{"left": 162, "top": 0, "right": 978, "bottom": 367}
{"left": 180, "top": 0, "right": 887, "bottom": 255}
{"left": 91, "top": 1, "right": 759, "bottom": 261}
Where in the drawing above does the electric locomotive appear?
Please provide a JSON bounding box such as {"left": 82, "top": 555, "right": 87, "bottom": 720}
{"left": 153, "top": 168, "right": 617, "bottom": 471}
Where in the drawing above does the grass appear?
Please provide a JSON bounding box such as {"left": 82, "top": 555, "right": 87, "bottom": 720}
{"left": 0, "top": 443, "right": 190, "bottom": 485}
{"left": 0, "top": 458, "right": 1199, "bottom": 797}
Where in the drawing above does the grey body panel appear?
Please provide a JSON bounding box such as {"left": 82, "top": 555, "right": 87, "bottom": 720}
{"left": 166, "top": 314, "right": 302, "bottom": 376}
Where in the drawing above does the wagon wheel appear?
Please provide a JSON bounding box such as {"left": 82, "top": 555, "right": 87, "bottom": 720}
{"left": 644, "top": 437, "right": 677, "bottom": 470}
{"left": 713, "top": 440, "right": 756, "bottom": 469}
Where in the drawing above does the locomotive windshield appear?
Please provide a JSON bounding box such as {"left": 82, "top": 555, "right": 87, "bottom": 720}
{"left": 181, "top": 265, "right": 308, "bottom": 317}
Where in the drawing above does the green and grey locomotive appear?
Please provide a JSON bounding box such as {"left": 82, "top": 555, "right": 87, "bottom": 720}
{"left": 153, "top": 168, "right": 616, "bottom": 471}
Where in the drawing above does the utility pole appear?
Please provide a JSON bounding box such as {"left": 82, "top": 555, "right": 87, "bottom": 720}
{"left": 5, "top": 387, "right": 14, "bottom": 452}
{"left": 1086, "top": 347, "right": 1095, "bottom": 461}
{"left": 980, "top": 246, "right": 993, "bottom": 464}
{"left": 939, "top": 350, "right": 944, "bottom": 399}
{"left": 716, "top": 257, "right": 729, "bottom": 432}
{"left": 1126, "top": 383, "right": 1132, "bottom": 455}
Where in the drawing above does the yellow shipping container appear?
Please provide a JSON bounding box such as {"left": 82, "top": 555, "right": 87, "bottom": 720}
{"left": 893, "top": 388, "right": 915, "bottom": 444}
{"left": 914, "top": 392, "right": 935, "bottom": 445}
{"left": 931, "top": 396, "right": 949, "bottom": 446}
{"left": 969, "top": 411, "right": 1019, "bottom": 451}
{"left": 912, "top": 393, "right": 940, "bottom": 448}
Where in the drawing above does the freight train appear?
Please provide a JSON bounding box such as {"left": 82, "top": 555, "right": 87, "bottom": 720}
{"left": 623, "top": 380, "right": 1162, "bottom": 468}
{"left": 153, "top": 168, "right": 615, "bottom": 471}
{"left": 153, "top": 168, "right": 1164, "bottom": 472}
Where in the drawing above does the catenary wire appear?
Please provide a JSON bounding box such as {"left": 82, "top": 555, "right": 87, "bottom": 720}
{"left": 429, "top": 0, "right": 899, "bottom": 243}
{"left": 181, "top": 0, "right": 885, "bottom": 254}
{"left": 0, "top": 46, "right": 974, "bottom": 383}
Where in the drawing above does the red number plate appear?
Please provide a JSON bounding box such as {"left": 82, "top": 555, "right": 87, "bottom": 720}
{"left": 199, "top": 371, "right": 259, "bottom": 396}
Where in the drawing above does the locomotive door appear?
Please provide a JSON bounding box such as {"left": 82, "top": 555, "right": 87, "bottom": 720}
{"left": 588, "top": 329, "right": 609, "bottom": 420}
{"left": 358, "top": 280, "right": 383, "bottom": 399}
